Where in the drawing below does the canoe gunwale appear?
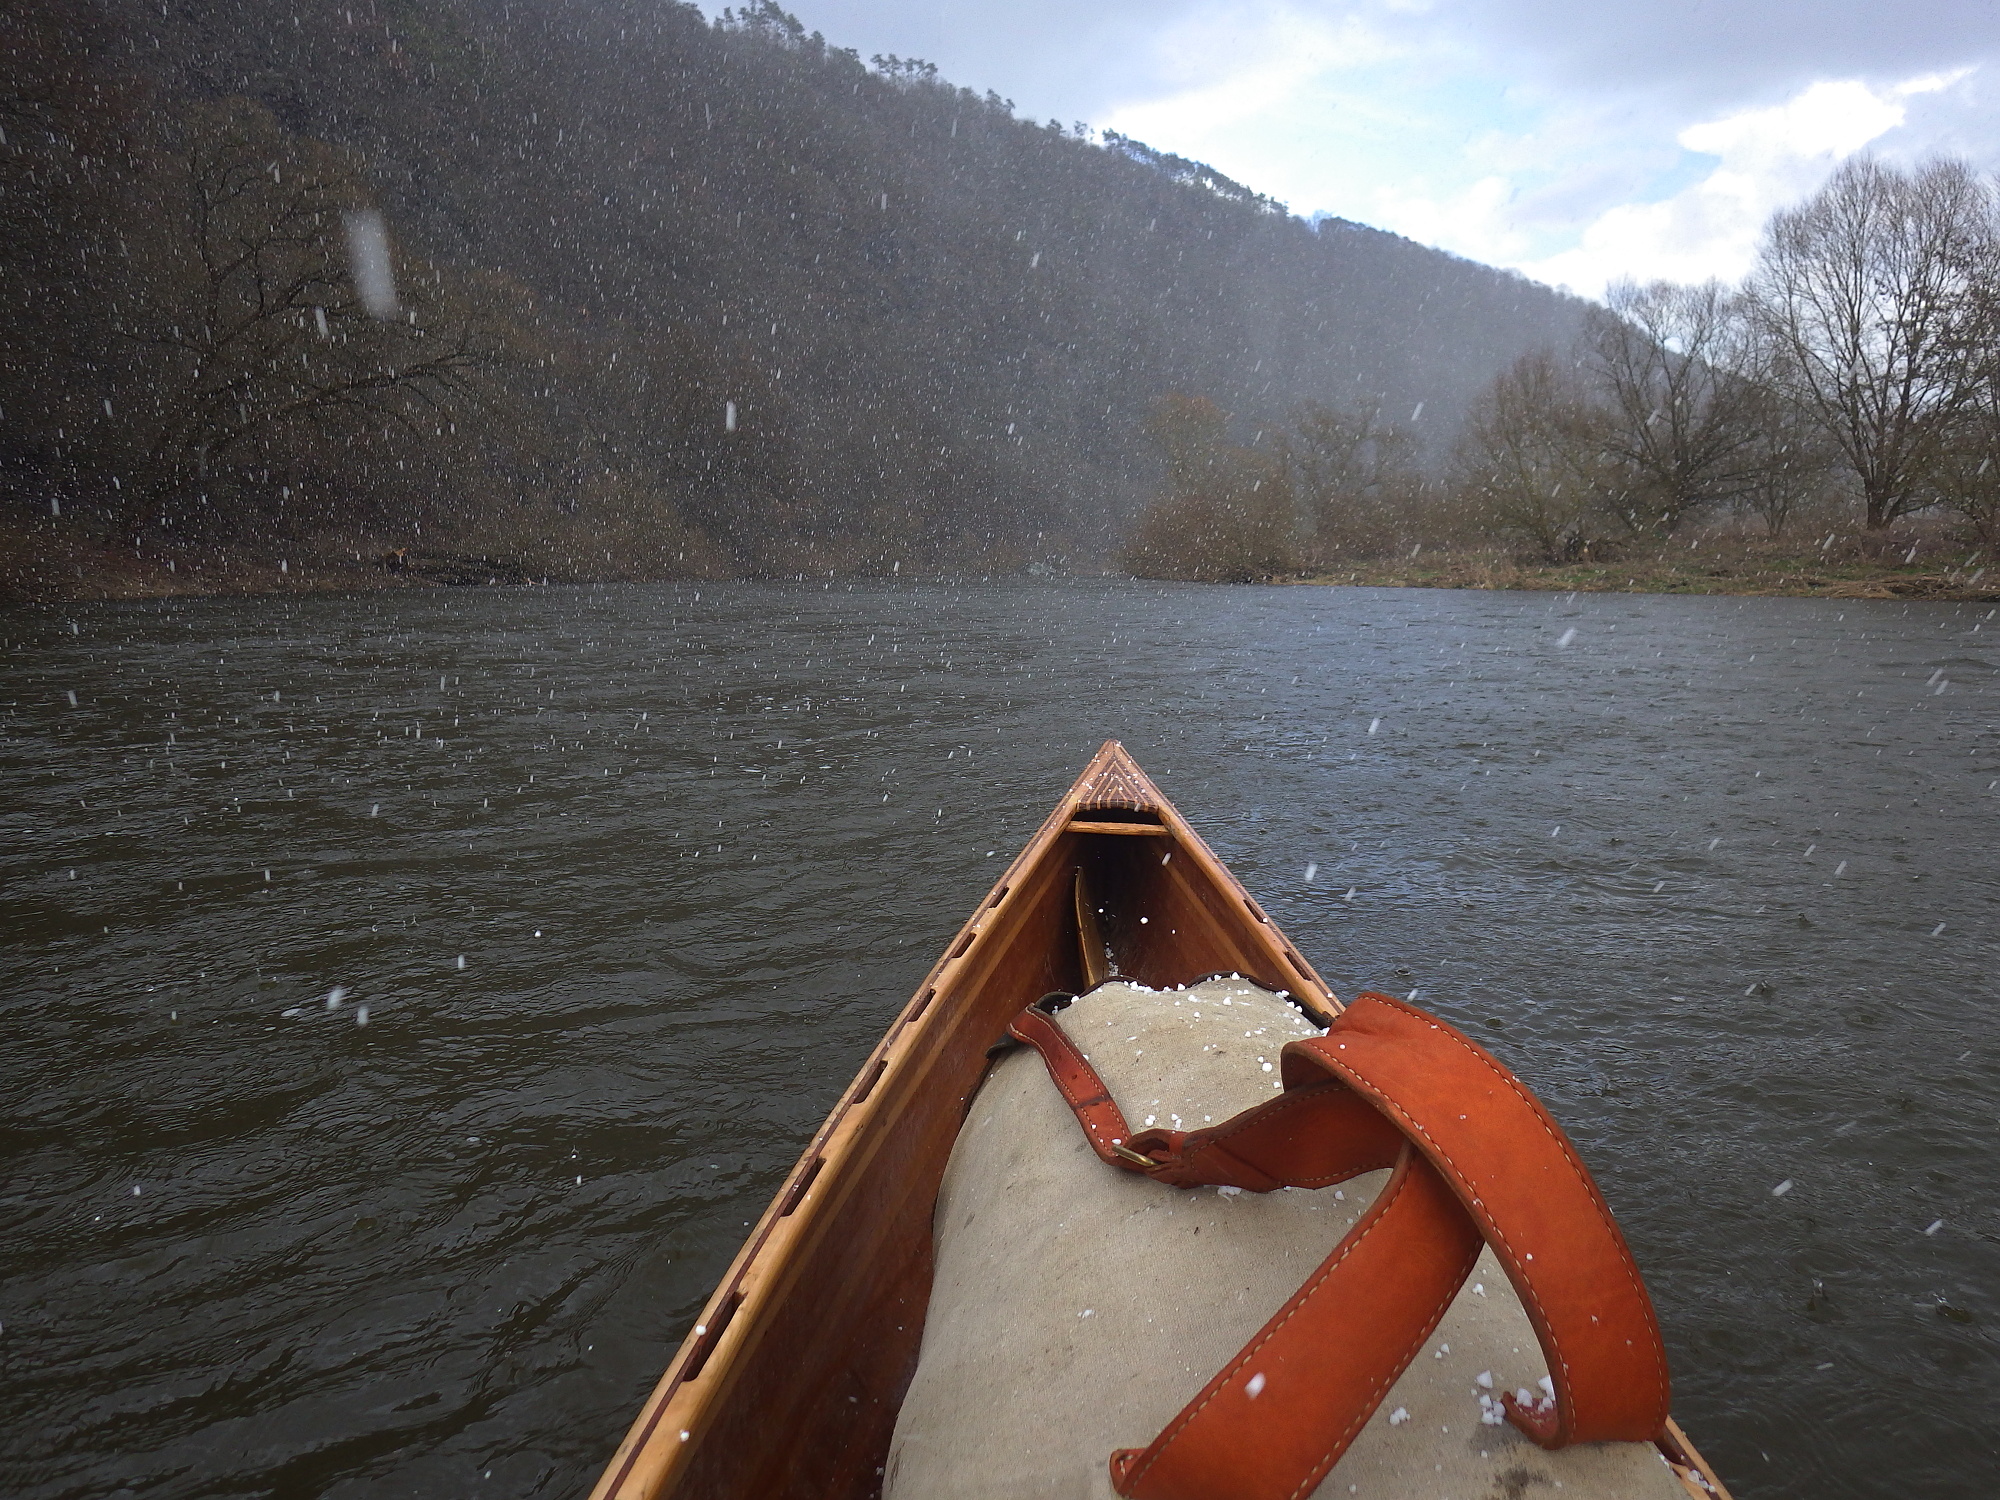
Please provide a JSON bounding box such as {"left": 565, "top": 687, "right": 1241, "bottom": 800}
{"left": 588, "top": 741, "right": 1731, "bottom": 1500}
{"left": 589, "top": 750, "right": 1145, "bottom": 1498}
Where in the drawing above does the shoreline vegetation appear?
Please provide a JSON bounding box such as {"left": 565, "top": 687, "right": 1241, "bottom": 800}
{"left": 11, "top": 8, "right": 2000, "bottom": 611}
{"left": 6, "top": 524, "right": 1995, "bottom": 606}
{"left": 1287, "top": 533, "right": 2000, "bottom": 602}
{"left": 1116, "top": 161, "right": 2000, "bottom": 598}
{"left": 3, "top": 0, "right": 1578, "bottom": 601}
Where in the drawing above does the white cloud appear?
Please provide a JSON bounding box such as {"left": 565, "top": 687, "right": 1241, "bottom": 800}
{"left": 1131, "top": 1, "right": 1398, "bottom": 97}
{"left": 1099, "top": 10, "right": 1989, "bottom": 301}
{"left": 1100, "top": 3, "right": 1408, "bottom": 181}
{"left": 1514, "top": 81, "right": 1904, "bottom": 293}
{"left": 766, "top": 1, "right": 2000, "bottom": 299}
{"left": 1369, "top": 175, "right": 1534, "bottom": 263}
{"left": 1512, "top": 72, "right": 1971, "bottom": 295}
{"left": 1101, "top": 4, "right": 1522, "bottom": 229}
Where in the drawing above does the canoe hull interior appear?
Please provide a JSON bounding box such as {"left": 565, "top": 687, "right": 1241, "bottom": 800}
{"left": 588, "top": 742, "right": 1727, "bottom": 1500}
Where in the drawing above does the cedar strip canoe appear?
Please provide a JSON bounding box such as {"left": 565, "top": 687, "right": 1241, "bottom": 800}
{"left": 590, "top": 741, "right": 1731, "bottom": 1500}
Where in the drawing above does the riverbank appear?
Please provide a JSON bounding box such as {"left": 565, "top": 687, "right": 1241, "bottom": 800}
{"left": 0, "top": 534, "right": 423, "bottom": 605}
{"left": 7, "top": 522, "right": 1997, "bottom": 606}
{"left": 0, "top": 522, "right": 687, "bottom": 606}
{"left": 1290, "top": 536, "right": 2000, "bottom": 603}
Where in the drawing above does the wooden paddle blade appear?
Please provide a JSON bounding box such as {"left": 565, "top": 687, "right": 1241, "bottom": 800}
{"left": 1075, "top": 865, "right": 1111, "bottom": 987}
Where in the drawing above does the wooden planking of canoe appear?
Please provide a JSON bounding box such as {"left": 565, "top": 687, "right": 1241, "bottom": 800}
{"left": 588, "top": 740, "right": 1733, "bottom": 1500}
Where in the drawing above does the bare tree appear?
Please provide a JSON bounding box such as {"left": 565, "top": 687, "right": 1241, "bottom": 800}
{"left": 1585, "top": 281, "right": 1766, "bottom": 534}
{"left": 1283, "top": 398, "right": 1419, "bottom": 561}
{"left": 111, "top": 100, "right": 490, "bottom": 540}
{"left": 1922, "top": 229, "right": 2000, "bottom": 544}
{"left": 1715, "top": 322, "right": 1840, "bottom": 537}
{"left": 1923, "top": 350, "right": 2000, "bottom": 545}
{"left": 1124, "top": 392, "right": 1295, "bottom": 580}
{"left": 1747, "top": 156, "right": 1997, "bottom": 530}
{"left": 1456, "top": 351, "right": 1617, "bottom": 561}
{"left": 1918, "top": 425, "right": 2000, "bottom": 544}
{"left": 1739, "top": 396, "right": 1838, "bottom": 537}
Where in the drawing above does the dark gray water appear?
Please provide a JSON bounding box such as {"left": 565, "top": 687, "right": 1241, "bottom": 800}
{"left": 4, "top": 580, "right": 1996, "bottom": 1499}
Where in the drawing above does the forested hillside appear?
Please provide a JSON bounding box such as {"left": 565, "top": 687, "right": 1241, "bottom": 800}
{"left": 1, "top": 0, "right": 1586, "bottom": 588}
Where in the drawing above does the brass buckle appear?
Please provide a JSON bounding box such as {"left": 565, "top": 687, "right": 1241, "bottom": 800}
{"left": 1111, "top": 1142, "right": 1156, "bottom": 1168}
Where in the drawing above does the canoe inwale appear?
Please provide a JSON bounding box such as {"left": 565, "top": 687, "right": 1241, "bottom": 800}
{"left": 589, "top": 741, "right": 1732, "bottom": 1500}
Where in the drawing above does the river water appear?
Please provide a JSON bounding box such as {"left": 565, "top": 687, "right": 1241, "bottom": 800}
{"left": 3, "top": 580, "right": 1996, "bottom": 1498}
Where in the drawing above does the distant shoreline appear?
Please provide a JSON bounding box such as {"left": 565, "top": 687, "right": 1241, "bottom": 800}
{"left": 0, "top": 531, "right": 724, "bottom": 607}
{"left": 1283, "top": 542, "right": 2000, "bottom": 605}
{"left": 6, "top": 532, "right": 1997, "bottom": 608}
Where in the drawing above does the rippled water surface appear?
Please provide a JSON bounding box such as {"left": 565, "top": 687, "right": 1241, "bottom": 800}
{"left": 4, "top": 580, "right": 1997, "bottom": 1498}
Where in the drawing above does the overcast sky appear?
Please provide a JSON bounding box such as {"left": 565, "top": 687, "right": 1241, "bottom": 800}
{"left": 708, "top": 0, "right": 2000, "bottom": 299}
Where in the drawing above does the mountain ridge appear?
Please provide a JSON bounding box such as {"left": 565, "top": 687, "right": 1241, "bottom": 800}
{"left": 1, "top": 0, "right": 1588, "bottom": 581}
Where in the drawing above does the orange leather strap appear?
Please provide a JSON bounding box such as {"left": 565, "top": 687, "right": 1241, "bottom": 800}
{"left": 1006, "top": 990, "right": 1671, "bottom": 1500}
{"left": 1005, "top": 1005, "right": 1142, "bottom": 1168}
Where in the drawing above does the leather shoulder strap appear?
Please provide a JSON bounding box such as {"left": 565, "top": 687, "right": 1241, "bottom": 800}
{"left": 1006, "top": 1004, "right": 1144, "bottom": 1168}
{"left": 1005, "top": 990, "right": 1672, "bottom": 1500}
{"left": 1283, "top": 993, "right": 1670, "bottom": 1448}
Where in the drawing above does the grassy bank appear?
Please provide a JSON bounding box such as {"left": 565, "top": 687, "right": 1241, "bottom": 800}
{"left": 1290, "top": 535, "right": 2000, "bottom": 603}
{"left": 0, "top": 530, "right": 543, "bottom": 605}
{"left": 0, "top": 517, "right": 736, "bottom": 606}
{"left": 7, "top": 522, "right": 1998, "bottom": 608}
